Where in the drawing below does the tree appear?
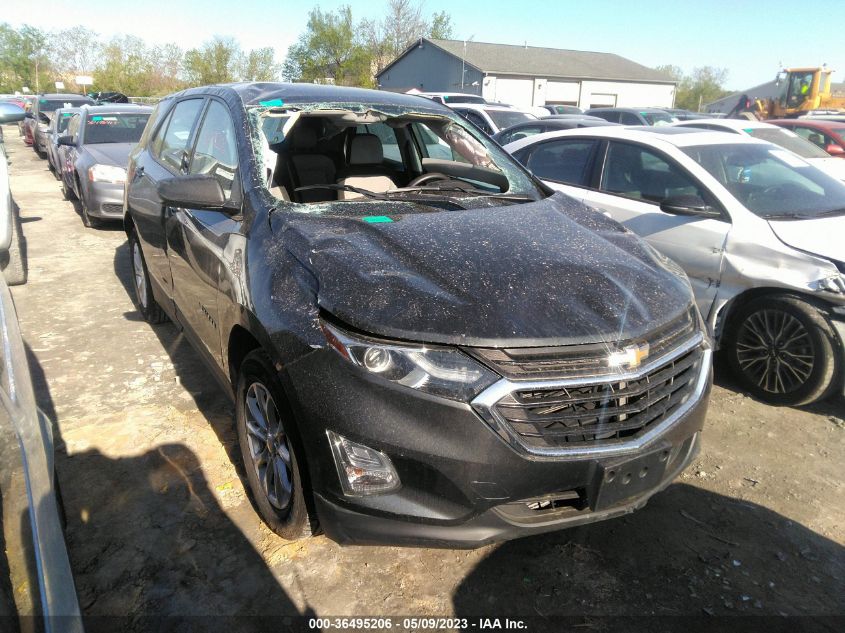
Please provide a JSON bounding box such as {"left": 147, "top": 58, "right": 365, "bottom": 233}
{"left": 0, "top": 23, "right": 53, "bottom": 94}
{"left": 283, "top": 6, "right": 373, "bottom": 87}
{"left": 184, "top": 36, "right": 241, "bottom": 85}
{"left": 657, "top": 64, "right": 731, "bottom": 111}
{"left": 428, "top": 11, "right": 453, "bottom": 40}
{"left": 49, "top": 26, "right": 101, "bottom": 81}
{"left": 239, "top": 47, "right": 281, "bottom": 82}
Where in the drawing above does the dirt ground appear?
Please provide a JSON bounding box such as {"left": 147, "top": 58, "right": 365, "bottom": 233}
{"left": 3, "top": 127, "right": 844, "bottom": 629}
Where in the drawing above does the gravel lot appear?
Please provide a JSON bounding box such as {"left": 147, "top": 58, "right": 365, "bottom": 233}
{"left": 4, "top": 126, "right": 844, "bottom": 630}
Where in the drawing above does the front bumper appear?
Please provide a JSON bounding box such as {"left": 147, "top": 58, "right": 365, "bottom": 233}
{"left": 85, "top": 182, "right": 125, "bottom": 219}
{"left": 285, "top": 343, "right": 712, "bottom": 548}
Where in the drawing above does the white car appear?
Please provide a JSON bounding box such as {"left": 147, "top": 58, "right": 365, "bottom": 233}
{"left": 449, "top": 103, "right": 537, "bottom": 135}
{"left": 672, "top": 118, "right": 845, "bottom": 181}
{"left": 505, "top": 126, "right": 845, "bottom": 405}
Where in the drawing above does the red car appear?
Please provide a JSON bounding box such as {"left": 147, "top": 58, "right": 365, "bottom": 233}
{"left": 769, "top": 118, "right": 845, "bottom": 158}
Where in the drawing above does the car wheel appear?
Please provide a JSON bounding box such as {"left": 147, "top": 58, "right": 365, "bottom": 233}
{"left": 1, "top": 202, "right": 26, "bottom": 286}
{"left": 49, "top": 160, "right": 61, "bottom": 181}
{"left": 726, "top": 296, "right": 838, "bottom": 406}
{"left": 236, "top": 349, "right": 314, "bottom": 541}
{"left": 128, "top": 230, "right": 167, "bottom": 324}
{"left": 61, "top": 176, "right": 76, "bottom": 201}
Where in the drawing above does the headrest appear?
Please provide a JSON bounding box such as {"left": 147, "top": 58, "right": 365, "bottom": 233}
{"left": 291, "top": 126, "right": 318, "bottom": 150}
{"left": 349, "top": 134, "right": 383, "bottom": 165}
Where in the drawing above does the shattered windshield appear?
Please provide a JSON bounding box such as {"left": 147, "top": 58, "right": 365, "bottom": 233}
{"left": 684, "top": 143, "right": 845, "bottom": 219}
{"left": 250, "top": 106, "right": 543, "bottom": 210}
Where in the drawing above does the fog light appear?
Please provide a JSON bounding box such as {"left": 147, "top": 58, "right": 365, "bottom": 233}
{"left": 327, "top": 430, "right": 400, "bottom": 496}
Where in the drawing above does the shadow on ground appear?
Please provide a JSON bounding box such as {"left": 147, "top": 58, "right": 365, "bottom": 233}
{"left": 453, "top": 484, "right": 844, "bottom": 627}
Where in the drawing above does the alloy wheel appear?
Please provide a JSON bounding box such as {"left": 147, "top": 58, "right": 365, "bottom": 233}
{"left": 131, "top": 241, "right": 148, "bottom": 309}
{"left": 735, "top": 308, "right": 814, "bottom": 394}
{"left": 244, "top": 382, "right": 293, "bottom": 511}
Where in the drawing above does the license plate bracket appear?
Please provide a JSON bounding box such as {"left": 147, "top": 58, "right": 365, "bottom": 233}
{"left": 589, "top": 445, "right": 672, "bottom": 512}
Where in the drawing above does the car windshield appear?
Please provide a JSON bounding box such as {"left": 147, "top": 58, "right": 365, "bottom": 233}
{"left": 642, "top": 112, "right": 675, "bottom": 126}
{"left": 486, "top": 109, "right": 535, "bottom": 130}
{"left": 683, "top": 142, "right": 845, "bottom": 219}
{"left": 746, "top": 128, "right": 830, "bottom": 158}
{"left": 252, "top": 107, "right": 542, "bottom": 211}
{"left": 39, "top": 98, "right": 92, "bottom": 112}
{"left": 84, "top": 112, "right": 151, "bottom": 144}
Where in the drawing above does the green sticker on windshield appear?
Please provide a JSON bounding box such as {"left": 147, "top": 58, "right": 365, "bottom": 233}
{"left": 362, "top": 215, "right": 393, "bottom": 223}
{"left": 743, "top": 128, "right": 754, "bottom": 133}
{"left": 259, "top": 99, "right": 285, "bottom": 107}
{"left": 92, "top": 116, "right": 103, "bottom": 121}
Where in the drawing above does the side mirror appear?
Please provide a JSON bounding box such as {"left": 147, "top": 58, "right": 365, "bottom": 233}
{"left": 57, "top": 135, "right": 74, "bottom": 146}
{"left": 660, "top": 194, "right": 721, "bottom": 218}
{"left": 825, "top": 143, "right": 844, "bottom": 156}
{"left": 0, "top": 103, "right": 26, "bottom": 124}
{"left": 24, "top": 111, "right": 34, "bottom": 119}
{"left": 157, "top": 175, "right": 227, "bottom": 210}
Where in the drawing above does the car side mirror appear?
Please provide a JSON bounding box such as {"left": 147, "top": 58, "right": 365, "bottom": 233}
{"left": 0, "top": 103, "right": 26, "bottom": 124}
{"left": 24, "top": 111, "right": 34, "bottom": 119}
{"left": 660, "top": 194, "right": 721, "bottom": 218}
{"left": 57, "top": 135, "right": 74, "bottom": 146}
{"left": 157, "top": 175, "right": 228, "bottom": 210}
{"left": 825, "top": 144, "right": 844, "bottom": 156}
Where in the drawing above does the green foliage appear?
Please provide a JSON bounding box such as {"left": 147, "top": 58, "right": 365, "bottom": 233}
{"left": 240, "top": 47, "right": 281, "bottom": 82}
{"left": 0, "top": 23, "right": 53, "bottom": 94}
{"left": 184, "top": 36, "right": 240, "bottom": 85}
{"left": 657, "top": 64, "right": 732, "bottom": 111}
{"left": 283, "top": 1, "right": 455, "bottom": 86}
{"left": 283, "top": 6, "right": 373, "bottom": 87}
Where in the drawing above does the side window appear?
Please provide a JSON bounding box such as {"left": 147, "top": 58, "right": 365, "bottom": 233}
{"left": 594, "top": 111, "right": 620, "bottom": 123}
{"left": 601, "top": 142, "right": 704, "bottom": 203}
{"left": 525, "top": 139, "right": 596, "bottom": 186}
{"left": 66, "top": 114, "right": 80, "bottom": 139}
{"left": 503, "top": 126, "right": 544, "bottom": 144}
{"left": 791, "top": 126, "right": 827, "bottom": 149}
{"left": 620, "top": 112, "right": 641, "bottom": 125}
{"left": 189, "top": 100, "right": 238, "bottom": 199}
{"left": 156, "top": 99, "right": 204, "bottom": 173}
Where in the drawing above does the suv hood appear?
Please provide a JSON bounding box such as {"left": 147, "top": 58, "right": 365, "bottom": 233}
{"left": 278, "top": 194, "right": 694, "bottom": 347}
{"left": 768, "top": 215, "right": 845, "bottom": 263}
{"left": 84, "top": 143, "right": 135, "bottom": 167}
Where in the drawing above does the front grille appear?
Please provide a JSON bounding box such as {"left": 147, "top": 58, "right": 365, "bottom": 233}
{"left": 101, "top": 203, "right": 123, "bottom": 215}
{"left": 491, "top": 345, "right": 703, "bottom": 449}
{"left": 471, "top": 308, "right": 697, "bottom": 381}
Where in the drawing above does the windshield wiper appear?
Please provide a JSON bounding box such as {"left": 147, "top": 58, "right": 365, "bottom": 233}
{"left": 813, "top": 208, "right": 845, "bottom": 218}
{"left": 388, "top": 185, "right": 536, "bottom": 202}
{"left": 295, "top": 184, "right": 390, "bottom": 200}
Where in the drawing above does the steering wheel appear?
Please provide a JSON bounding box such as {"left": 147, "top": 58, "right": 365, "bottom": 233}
{"left": 407, "top": 172, "right": 451, "bottom": 187}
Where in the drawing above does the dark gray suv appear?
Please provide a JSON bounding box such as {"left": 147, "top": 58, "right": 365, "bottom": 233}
{"left": 124, "top": 83, "right": 712, "bottom": 547}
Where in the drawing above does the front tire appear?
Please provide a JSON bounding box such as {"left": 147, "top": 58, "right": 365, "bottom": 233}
{"left": 236, "top": 350, "right": 314, "bottom": 541}
{"left": 726, "top": 296, "right": 838, "bottom": 406}
{"left": 128, "top": 230, "right": 167, "bottom": 324}
{"left": 79, "top": 193, "right": 99, "bottom": 228}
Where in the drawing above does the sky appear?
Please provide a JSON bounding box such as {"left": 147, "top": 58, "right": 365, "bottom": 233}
{"left": 7, "top": 0, "right": 844, "bottom": 91}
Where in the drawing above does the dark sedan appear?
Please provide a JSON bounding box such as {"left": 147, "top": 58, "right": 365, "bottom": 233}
{"left": 59, "top": 104, "right": 152, "bottom": 227}
{"left": 492, "top": 117, "right": 615, "bottom": 145}
{"left": 24, "top": 94, "right": 94, "bottom": 157}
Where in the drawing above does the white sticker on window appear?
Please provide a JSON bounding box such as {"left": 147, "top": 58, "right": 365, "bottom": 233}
{"left": 770, "top": 149, "right": 809, "bottom": 168}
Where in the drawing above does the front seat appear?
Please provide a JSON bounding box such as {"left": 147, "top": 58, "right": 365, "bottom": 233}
{"left": 287, "top": 126, "right": 337, "bottom": 203}
{"left": 336, "top": 134, "right": 396, "bottom": 200}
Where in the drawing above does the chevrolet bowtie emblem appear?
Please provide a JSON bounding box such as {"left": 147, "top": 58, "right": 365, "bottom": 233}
{"left": 607, "top": 342, "right": 650, "bottom": 369}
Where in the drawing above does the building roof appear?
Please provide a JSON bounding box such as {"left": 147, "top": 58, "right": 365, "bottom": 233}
{"left": 378, "top": 38, "right": 675, "bottom": 84}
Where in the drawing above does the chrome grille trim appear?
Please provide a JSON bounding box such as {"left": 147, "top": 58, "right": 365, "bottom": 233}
{"left": 471, "top": 334, "right": 710, "bottom": 460}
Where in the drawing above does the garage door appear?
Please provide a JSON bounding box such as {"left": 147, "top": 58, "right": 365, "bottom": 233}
{"left": 493, "top": 78, "right": 533, "bottom": 107}
{"left": 547, "top": 81, "right": 580, "bottom": 104}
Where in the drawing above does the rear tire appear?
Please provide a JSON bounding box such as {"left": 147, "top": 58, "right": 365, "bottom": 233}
{"left": 128, "top": 230, "right": 167, "bottom": 324}
{"left": 236, "top": 349, "right": 315, "bottom": 541}
{"left": 1, "top": 203, "right": 26, "bottom": 286}
{"left": 726, "top": 296, "right": 838, "bottom": 406}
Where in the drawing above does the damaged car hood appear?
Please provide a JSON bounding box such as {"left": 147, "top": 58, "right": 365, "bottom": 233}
{"left": 276, "top": 194, "right": 694, "bottom": 347}
{"left": 768, "top": 215, "right": 845, "bottom": 263}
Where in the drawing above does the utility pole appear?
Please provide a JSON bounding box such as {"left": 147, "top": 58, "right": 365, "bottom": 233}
{"left": 34, "top": 57, "right": 40, "bottom": 94}
{"left": 461, "top": 40, "right": 466, "bottom": 90}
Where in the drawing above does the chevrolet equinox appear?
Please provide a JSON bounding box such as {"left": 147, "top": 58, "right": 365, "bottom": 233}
{"left": 124, "top": 83, "right": 712, "bottom": 546}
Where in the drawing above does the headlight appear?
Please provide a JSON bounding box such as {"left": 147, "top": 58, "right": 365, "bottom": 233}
{"left": 321, "top": 321, "right": 499, "bottom": 402}
{"left": 88, "top": 164, "right": 126, "bottom": 183}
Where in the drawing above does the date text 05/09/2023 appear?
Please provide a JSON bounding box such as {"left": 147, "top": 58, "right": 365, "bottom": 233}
{"left": 308, "top": 618, "right": 528, "bottom": 630}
